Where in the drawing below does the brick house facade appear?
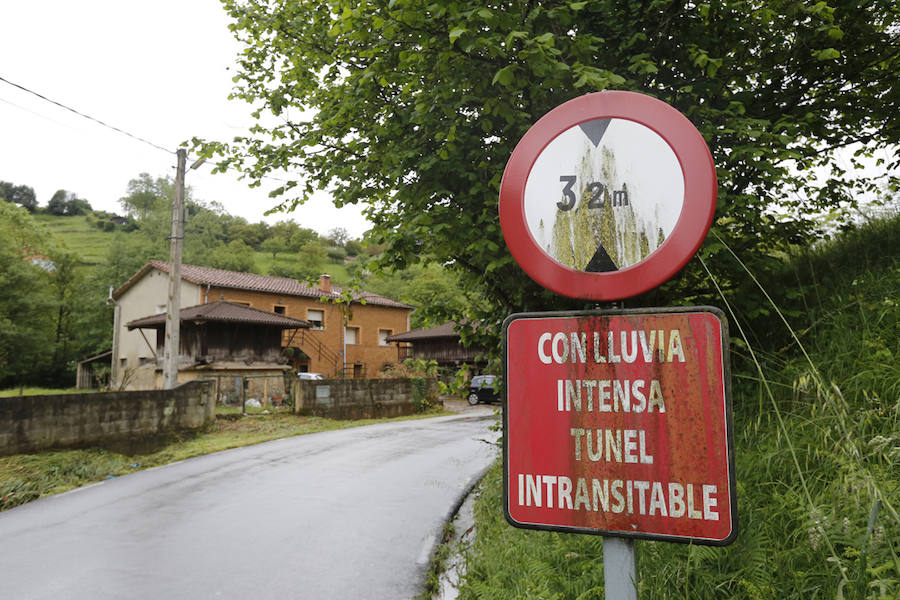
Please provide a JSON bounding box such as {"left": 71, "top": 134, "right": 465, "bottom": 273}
{"left": 112, "top": 261, "right": 413, "bottom": 386}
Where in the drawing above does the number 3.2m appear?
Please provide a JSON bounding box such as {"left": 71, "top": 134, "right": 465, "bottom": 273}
{"left": 558, "top": 176, "right": 627, "bottom": 211}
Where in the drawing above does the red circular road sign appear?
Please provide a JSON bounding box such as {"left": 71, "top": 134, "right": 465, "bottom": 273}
{"left": 499, "top": 91, "right": 717, "bottom": 300}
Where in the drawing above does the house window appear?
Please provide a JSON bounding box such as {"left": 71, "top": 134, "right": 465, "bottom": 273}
{"left": 308, "top": 309, "right": 324, "bottom": 330}
{"left": 345, "top": 326, "right": 359, "bottom": 345}
{"left": 273, "top": 305, "right": 285, "bottom": 314}
{"left": 378, "top": 329, "right": 392, "bottom": 346}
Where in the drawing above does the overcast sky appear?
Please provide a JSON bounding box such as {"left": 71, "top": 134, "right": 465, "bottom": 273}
{"left": 0, "top": 1, "right": 371, "bottom": 238}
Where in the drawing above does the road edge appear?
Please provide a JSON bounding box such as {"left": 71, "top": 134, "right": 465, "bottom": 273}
{"left": 418, "top": 462, "right": 493, "bottom": 599}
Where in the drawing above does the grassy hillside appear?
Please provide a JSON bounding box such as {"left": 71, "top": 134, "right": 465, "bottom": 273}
{"left": 32, "top": 213, "right": 117, "bottom": 268}
{"left": 36, "top": 212, "right": 355, "bottom": 285}
{"left": 455, "top": 216, "right": 900, "bottom": 599}
{"left": 253, "top": 251, "right": 351, "bottom": 283}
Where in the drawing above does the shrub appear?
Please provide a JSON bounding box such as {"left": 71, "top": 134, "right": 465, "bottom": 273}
{"left": 326, "top": 246, "right": 347, "bottom": 261}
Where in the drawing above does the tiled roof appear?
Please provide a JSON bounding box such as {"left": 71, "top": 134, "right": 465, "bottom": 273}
{"left": 385, "top": 321, "right": 462, "bottom": 342}
{"left": 113, "top": 260, "right": 414, "bottom": 309}
{"left": 127, "top": 301, "right": 310, "bottom": 330}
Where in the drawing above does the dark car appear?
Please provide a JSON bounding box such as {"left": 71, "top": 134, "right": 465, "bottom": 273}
{"left": 468, "top": 375, "right": 499, "bottom": 405}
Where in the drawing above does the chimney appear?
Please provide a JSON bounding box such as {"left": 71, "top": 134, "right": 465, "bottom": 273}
{"left": 319, "top": 274, "right": 331, "bottom": 293}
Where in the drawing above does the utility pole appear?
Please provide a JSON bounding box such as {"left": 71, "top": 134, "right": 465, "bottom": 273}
{"left": 162, "top": 149, "right": 186, "bottom": 389}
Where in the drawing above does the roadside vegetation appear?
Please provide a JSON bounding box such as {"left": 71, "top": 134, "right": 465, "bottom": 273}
{"left": 0, "top": 387, "right": 86, "bottom": 397}
{"left": 0, "top": 404, "right": 452, "bottom": 513}
{"left": 454, "top": 215, "right": 899, "bottom": 599}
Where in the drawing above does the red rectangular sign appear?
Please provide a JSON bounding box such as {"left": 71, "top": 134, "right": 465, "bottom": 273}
{"left": 503, "top": 308, "right": 737, "bottom": 545}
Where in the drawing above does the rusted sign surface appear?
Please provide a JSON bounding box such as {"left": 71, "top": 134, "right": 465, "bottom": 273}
{"left": 503, "top": 307, "right": 737, "bottom": 545}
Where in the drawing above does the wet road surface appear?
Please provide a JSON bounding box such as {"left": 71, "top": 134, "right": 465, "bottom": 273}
{"left": 0, "top": 409, "right": 498, "bottom": 599}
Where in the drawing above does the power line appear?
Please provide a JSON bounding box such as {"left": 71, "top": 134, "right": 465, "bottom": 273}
{"left": 0, "top": 74, "right": 173, "bottom": 155}
{"left": 1, "top": 74, "right": 299, "bottom": 191}
{"left": 0, "top": 93, "right": 79, "bottom": 130}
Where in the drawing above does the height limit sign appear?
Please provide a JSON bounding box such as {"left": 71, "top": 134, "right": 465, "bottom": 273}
{"left": 499, "top": 91, "right": 717, "bottom": 300}
{"left": 503, "top": 308, "right": 737, "bottom": 545}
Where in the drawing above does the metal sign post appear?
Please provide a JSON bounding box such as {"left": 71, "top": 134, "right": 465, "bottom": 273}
{"left": 603, "top": 537, "right": 637, "bottom": 600}
{"left": 498, "top": 92, "right": 734, "bottom": 599}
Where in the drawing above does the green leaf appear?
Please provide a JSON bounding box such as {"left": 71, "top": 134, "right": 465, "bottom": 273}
{"left": 492, "top": 65, "right": 516, "bottom": 86}
{"left": 815, "top": 48, "right": 840, "bottom": 61}
{"left": 504, "top": 31, "right": 528, "bottom": 47}
{"left": 449, "top": 27, "right": 466, "bottom": 44}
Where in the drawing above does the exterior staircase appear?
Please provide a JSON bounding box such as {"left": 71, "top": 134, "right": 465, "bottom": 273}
{"left": 294, "top": 330, "right": 342, "bottom": 376}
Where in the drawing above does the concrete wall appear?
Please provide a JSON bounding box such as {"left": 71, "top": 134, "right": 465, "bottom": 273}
{"left": 133, "top": 367, "right": 291, "bottom": 406}
{"left": 293, "top": 377, "right": 439, "bottom": 420}
{"left": 0, "top": 381, "right": 215, "bottom": 456}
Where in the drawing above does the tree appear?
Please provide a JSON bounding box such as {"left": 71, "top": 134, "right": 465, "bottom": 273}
{"left": 184, "top": 200, "right": 229, "bottom": 265}
{"left": 344, "top": 238, "right": 363, "bottom": 257}
{"left": 232, "top": 221, "right": 270, "bottom": 249}
{"left": 362, "top": 263, "right": 477, "bottom": 328}
{"left": 0, "top": 181, "right": 37, "bottom": 212}
{"left": 208, "top": 240, "right": 257, "bottom": 272}
{"left": 120, "top": 174, "right": 172, "bottom": 220}
{"left": 115, "top": 173, "right": 254, "bottom": 273}
{"left": 0, "top": 203, "right": 55, "bottom": 388}
{"left": 326, "top": 227, "right": 349, "bottom": 247}
{"left": 45, "top": 249, "right": 95, "bottom": 386}
{"left": 67, "top": 197, "right": 91, "bottom": 215}
{"left": 261, "top": 236, "right": 288, "bottom": 260}
{"left": 197, "top": 0, "right": 900, "bottom": 351}
{"left": 100, "top": 231, "right": 164, "bottom": 288}
{"left": 118, "top": 174, "right": 179, "bottom": 245}
{"left": 47, "top": 190, "right": 70, "bottom": 216}
{"left": 288, "top": 226, "right": 319, "bottom": 252}
{"left": 47, "top": 189, "right": 91, "bottom": 216}
{"left": 296, "top": 240, "right": 327, "bottom": 277}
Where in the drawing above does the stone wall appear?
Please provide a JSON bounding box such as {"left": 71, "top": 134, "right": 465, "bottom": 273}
{"left": 293, "top": 377, "right": 439, "bottom": 420}
{"left": 0, "top": 380, "right": 215, "bottom": 456}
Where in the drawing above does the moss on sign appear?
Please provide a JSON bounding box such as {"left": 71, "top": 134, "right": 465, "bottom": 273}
{"left": 550, "top": 147, "right": 666, "bottom": 271}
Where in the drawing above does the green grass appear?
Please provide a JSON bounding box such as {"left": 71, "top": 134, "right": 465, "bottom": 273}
{"left": 455, "top": 216, "right": 900, "bottom": 599}
{"left": 0, "top": 387, "right": 88, "bottom": 397}
{"left": 253, "top": 251, "right": 351, "bottom": 283}
{"left": 32, "top": 213, "right": 116, "bottom": 267}
{"left": 0, "top": 405, "right": 453, "bottom": 512}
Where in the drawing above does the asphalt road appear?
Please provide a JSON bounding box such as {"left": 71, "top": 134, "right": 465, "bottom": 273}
{"left": 0, "top": 408, "right": 498, "bottom": 600}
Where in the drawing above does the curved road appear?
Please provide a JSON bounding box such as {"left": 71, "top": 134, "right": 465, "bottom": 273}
{"left": 0, "top": 409, "right": 498, "bottom": 599}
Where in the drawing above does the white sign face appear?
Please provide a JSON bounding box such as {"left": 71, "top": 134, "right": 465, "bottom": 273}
{"left": 524, "top": 118, "right": 685, "bottom": 272}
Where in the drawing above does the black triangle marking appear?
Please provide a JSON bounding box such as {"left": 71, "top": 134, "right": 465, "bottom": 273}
{"left": 578, "top": 118, "right": 611, "bottom": 147}
{"left": 585, "top": 244, "right": 618, "bottom": 272}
